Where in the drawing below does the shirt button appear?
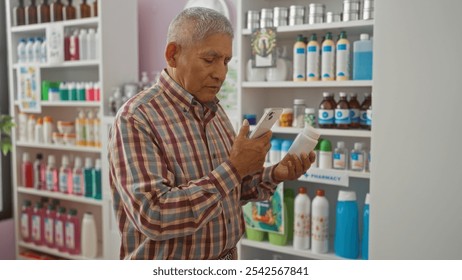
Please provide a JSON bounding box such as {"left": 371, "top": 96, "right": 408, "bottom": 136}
{"left": 213, "top": 154, "right": 217, "bottom": 159}
{"left": 228, "top": 219, "right": 231, "bottom": 224}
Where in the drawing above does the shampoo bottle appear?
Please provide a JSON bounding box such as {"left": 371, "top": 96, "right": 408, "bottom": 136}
{"left": 293, "top": 187, "right": 311, "bottom": 250}
{"left": 336, "top": 31, "right": 350, "bottom": 80}
{"left": 293, "top": 34, "right": 307, "bottom": 81}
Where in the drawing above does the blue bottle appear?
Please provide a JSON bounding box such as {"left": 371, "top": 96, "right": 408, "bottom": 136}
{"left": 84, "top": 157, "right": 93, "bottom": 198}
{"left": 334, "top": 190, "right": 359, "bottom": 259}
{"left": 353, "top": 34, "right": 373, "bottom": 80}
{"left": 92, "top": 159, "right": 102, "bottom": 200}
{"left": 362, "top": 193, "right": 370, "bottom": 259}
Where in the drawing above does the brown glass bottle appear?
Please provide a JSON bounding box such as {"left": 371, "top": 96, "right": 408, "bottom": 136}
{"left": 335, "top": 92, "right": 351, "bottom": 129}
{"left": 348, "top": 93, "right": 361, "bottom": 129}
{"left": 318, "top": 92, "right": 335, "bottom": 129}
{"left": 80, "top": 0, "right": 91, "bottom": 18}
{"left": 93, "top": 0, "right": 98, "bottom": 17}
{"left": 40, "top": 0, "right": 51, "bottom": 23}
{"left": 65, "top": 0, "right": 76, "bottom": 20}
{"left": 15, "top": 0, "right": 26, "bottom": 26}
{"left": 360, "top": 93, "right": 372, "bottom": 129}
{"left": 51, "top": 0, "right": 63, "bottom": 21}
{"left": 27, "top": 0, "right": 38, "bottom": 24}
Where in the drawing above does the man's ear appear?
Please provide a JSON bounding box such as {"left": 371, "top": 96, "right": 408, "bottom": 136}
{"left": 165, "top": 42, "right": 179, "bottom": 68}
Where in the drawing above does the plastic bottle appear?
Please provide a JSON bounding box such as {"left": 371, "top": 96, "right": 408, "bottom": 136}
{"left": 93, "top": 109, "right": 101, "bottom": 147}
{"left": 304, "top": 108, "right": 316, "bottom": 128}
{"left": 93, "top": 82, "right": 100, "bottom": 101}
{"left": 72, "top": 157, "right": 85, "bottom": 196}
{"left": 318, "top": 92, "right": 335, "bottom": 128}
{"left": 333, "top": 141, "right": 348, "bottom": 170}
{"left": 360, "top": 93, "right": 372, "bottom": 129}
{"left": 321, "top": 32, "right": 335, "bottom": 81}
{"left": 44, "top": 204, "right": 56, "bottom": 248}
{"left": 14, "top": 0, "right": 26, "bottom": 26}
{"left": 39, "top": 0, "right": 51, "bottom": 23}
{"left": 76, "top": 82, "right": 86, "bottom": 101}
{"left": 293, "top": 34, "right": 306, "bottom": 81}
{"left": 33, "top": 153, "right": 45, "bottom": 190}
{"left": 43, "top": 116, "right": 53, "bottom": 144}
{"left": 46, "top": 155, "right": 59, "bottom": 192}
{"left": 336, "top": 31, "right": 350, "bottom": 81}
{"left": 85, "top": 110, "right": 95, "bottom": 146}
{"left": 75, "top": 110, "right": 87, "bottom": 146}
{"left": 85, "top": 82, "right": 94, "bottom": 101}
{"left": 287, "top": 125, "right": 320, "bottom": 159}
{"left": 269, "top": 138, "right": 282, "bottom": 165}
{"left": 26, "top": 37, "right": 35, "bottom": 63}
{"left": 353, "top": 33, "right": 373, "bottom": 80}
{"left": 54, "top": 206, "right": 67, "bottom": 252}
{"left": 292, "top": 99, "right": 306, "bottom": 128}
{"left": 293, "top": 187, "right": 311, "bottom": 250}
{"left": 17, "top": 38, "right": 27, "bottom": 63}
{"left": 22, "top": 152, "right": 34, "bottom": 188}
{"left": 318, "top": 139, "right": 332, "bottom": 169}
{"left": 78, "top": 29, "right": 87, "bottom": 60}
{"left": 362, "top": 193, "right": 370, "bottom": 259}
{"left": 51, "top": 0, "right": 64, "bottom": 22}
{"left": 20, "top": 200, "right": 33, "bottom": 242}
{"left": 334, "top": 190, "right": 359, "bottom": 259}
{"left": 59, "top": 155, "right": 73, "bottom": 194}
{"left": 65, "top": 208, "right": 81, "bottom": 255}
{"left": 81, "top": 212, "right": 98, "bottom": 258}
{"left": 67, "top": 82, "right": 77, "bottom": 101}
{"left": 80, "top": 0, "right": 91, "bottom": 18}
{"left": 306, "top": 33, "right": 320, "bottom": 81}
{"left": 348, "top": 93, "right": 361, "bottom": 129}
{"left": 64, "top": 0, "right": 76, "bottom": 20}
{"left": 40, "top": 38, "right": 47, "bottom": 63}
{"left": 280, "top": 140, "right": 293, "bottom": 160}
{"left": 366, "top": 104, "right": 372, "bottom": 130}
{"left": 32, "top": 37, "right": 42, "bottom": 63}
{"left": 92, "top": 159, "right": 102, "bottom": 200}
{"left": 84, "top": 157, "right": 94, "bottom": 198}
{"left": 335, "top": 92, "right": 351, "bottom": 129}
{"left": 27, "top": 115, "right": 36, "bottom": 142}
{"left": 34, "top": 117, "right": 44, "bottom": 143}
{"left": 31, "top": 201, "right": 45, "bottom": 246}
{"left": 26, "top": 0, "right": 38, "bottom": 24}
{"left": 87, "top": 28, "right": 96, "bottom": 60}
{"left": 69, "top": 30, "right": 80, "bottom": 61}
{"left": 350, "top": 142, "right": 366, "bottom": 171}
{"left": 311, "top": 189, "right": 329, "bottom": 254}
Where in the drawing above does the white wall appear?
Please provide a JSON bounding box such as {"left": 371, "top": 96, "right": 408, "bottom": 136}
{"left": 371, "top": 0, "right": 462, "bottom": 259}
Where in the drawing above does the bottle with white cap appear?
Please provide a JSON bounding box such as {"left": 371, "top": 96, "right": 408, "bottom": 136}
{"left": 84, "top": 157, "right": 93, "bottom": 198}
{"left": 46, "top": 155, "right": 58, "bottom": 192}
{"left": 59, "top": 155, "right": 72, "bottom": 194}
{"left": 311, "top": 189, "right": 329, "bottom": 254}
{"left": 81, "top": 212, "right": 98, "bottom": 258}
{"left": 353, "top": 33, "right": 373, "bottom": 80}
{"left": 334, "top": 190, "right": 359, "bottom": 259}
{"left": 293, "top": 187, "right": 311, "bottom": 250}
{"left": 350, "top": 142, "right": 365, "bottom": 171}
{"left": 362, "top": 193, "right": 370, "bottom": 259}
{"left": 92, "top": 159, "right": 102, "bottom": 200}
{"left": 333, "top": 141, "right": 348, "bottom": 170}
{"left": 72, "top": 157, "right": 84, "bottom": 196}
{"left": 78, "top": 29, "right": 87, "bottom": 60}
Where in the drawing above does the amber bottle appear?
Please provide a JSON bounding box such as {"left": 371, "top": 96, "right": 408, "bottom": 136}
{"left": 348, "top": 93, "right": 361, "bottom": 129}
{"left": 40, "top": 0, "right": 51, "bottom": 23}
{"left": 318, "top": 92, "right": 335, "bottom": 129}
{"left": 65, "top": 0, "right": 76, "bottom": 20}
{"left": 80, "top": 0, "right": 91, "bottom": 18}
{"left": 335, "top": 92, "right": 351, "bottom": 129}
{"left": 93, "top": 0, "right": 98, "bottom": 17}
{"left": 27, "top": 0, "right": 38, "bottom": 24}
{"left": 15, "top": 0, "right": 26, "bottom": 26}
{"left": 51, "top": 0, "right": 64, "bottom": 21}
{"left": 360, "top": 93, "right": 372, "bottom": 129}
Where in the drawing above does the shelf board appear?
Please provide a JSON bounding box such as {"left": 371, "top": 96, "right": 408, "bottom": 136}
{"left": 242, "top": 80, "right": 372, "bottom": 88}
{"left": 240, "top": 239, "right": 344, "bottom": 260}
{"left": 11, "top": 17, "right": 99, "bottom": 33}
{"left": 16, "top": 141, "right": 101, "bottom": 153}
{"left": 18, "top": 241, "right": 103, "bottom": 260}
{"left": 13, "top": 60, "right": 100, "bottom": 69}
{"left": 15, "top": 100, "right": 100, "bottom": 107}
{"left": 251, "top": 125, "right": 371, "bottom": 138}
{"left": 242, "top": 20, "right": 374, "bottom": 36}
{"left": 18, "top": 187, "right": 104, "bottom": 206}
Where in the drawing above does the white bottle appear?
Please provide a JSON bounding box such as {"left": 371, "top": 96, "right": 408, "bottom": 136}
{"left": 87, "top": 28, "right": 96, "bottom": 60}
{"left": 333, "top": 141, "right": 348, "bottom": 170}
{"left": 59, "top": 155, "right": 72, "bottom": 194}
{"left": 350, "top": 142, "right": 365, "bottom": 171}
{"left": 17, "top": 38, "right": 27, "bottom": 63}
{"left": 34, "top": 118, "right": 44, "bottom": 144}
{"left": 43, "top": 116, "right": 53, "bottom": 144}
{"left": 81, "top": 212, "right": 98, "bottom": 258}
{"left": 18, "top": 112, "right": 28, "bottom": 142}
{"left": 79, "top": 29, "right": 88, "bottom": 60}
{"left": 40, "top": 38, "right": 47, "bottom": 63}
{"left": 33, "top": 37, "right": 42, "bottom": 63}
{"left": 93, "top": 109, "right": 101, "bottom": 147}
{"left": 72, "top": 157, "right": 84, "bottom": 196}
{"left": 311, "top": 189, "right": 329, "bottom": 254}
{"left": 26, "top": 37, "right": 35, "bottom": 63}
{"left": 293, "top": 187, "right": 311, "bottom": 250}
{"left": 318, "top": 139, "right": 333, "bottom": 169}
{"left": 94, "top": 29, "right": 99, "bottom": 60}
{"left": 293, "top": 34, "right": 306, "bottom": 81}
{"left": 27, "top": 115, "right": 36, "bottom": 143}
{"left": 321, "top": 32, "right": 335, "bottom": 81}
{"left": 75, "top": 110, "right": 86, "bottom": 146}
{"left": 306, "top": 33, "right": 320, "bottom": 81}
{"left": 336, "top": 31, "right": 350, "bottom": 81}
{"left": 85, "top": 110, "right": 95, "bottom": 147}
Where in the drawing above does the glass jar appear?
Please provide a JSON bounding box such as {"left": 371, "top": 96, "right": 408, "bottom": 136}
{"left": 292, "top": 99, "right": 306, "bottom": 128}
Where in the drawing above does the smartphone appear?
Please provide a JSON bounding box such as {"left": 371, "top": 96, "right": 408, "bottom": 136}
{"left": 248, "top": 108, "right": 284, "bottom": 139}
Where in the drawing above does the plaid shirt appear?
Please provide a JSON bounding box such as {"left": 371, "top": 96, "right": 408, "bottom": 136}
{"left": 109, "top": 70, "right": 278, "bottom": 259}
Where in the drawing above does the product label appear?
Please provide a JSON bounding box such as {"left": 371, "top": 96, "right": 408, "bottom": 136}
{"left": 351, "top": 153, "right": 365, "bottom": 170}
{"left": 360, "top": 110, "right": 368, "bottom": 125}
{"left": 350, "top": 109, "right": 360, "bottom": 123}
{"left": 323, "top": 46, "right": 332, "bottom": 52}
{"left": 312, "top": 216, "right": 329, "bottom": 242}
{"left": 65, "top": 221, "right": 75, "bottom": 249}
{"left": 335, "top": 109, "right": 351, "bottom": 124}
{"left": 296, "top": 47, "right": 305, "bottom": 54}
{"left": 21, "top": 213, "right": 29, "bottom": 239}
{"left": 59, "top": 172, "right": 69, "bottom": 193}
{"left": 294, "top": 47, "right": 306, "bottom": 80}
{"left": 307, "top": 45, "right": 319, "bottom": 79}
{"left": 294, "top": 211, "right": 311, "bottom": 239}
{"left": 336, "top": 43, "right": 350, "bottom": 78}
{"left": 32, "top": 214, "right": 41, "bottom": 241}
{"left": 318, "top": 109, "right": 334, "bottom": 125}
{"left": 73, "top": 174, "right": 82, "bottom": 195}
{"left": 44, "top": 217, "right": 54, "bottom": 244}
{"left": 46, "top": 171, "right": 54, "bottom": 191}
{"left": 367, "top": 109, "right": 372, "bottom": 126}
{"left": 322, "top": 45, "right": 335, "bottom": 79}
{"left": 333, "top": 153, "right": 347, "bottom": 169}
{"left": 337, "top": 44, "right": 347, "bottom": 51}
{"left": 55, "top": 220, "right": 64, "bottom": 247}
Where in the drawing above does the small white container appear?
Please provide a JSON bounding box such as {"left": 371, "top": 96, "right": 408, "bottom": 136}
{"left": 294, "top": 187, "right": 311, "bottom": 250}
{"left": 311, "top": 189, "right": 329, "bottom": 254}
{"left": 81, "top": 212, "right": 98, "bottom": 258}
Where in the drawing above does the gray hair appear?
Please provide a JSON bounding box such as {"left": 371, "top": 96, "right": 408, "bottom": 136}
{"left": 166, "top": 7, "right": 234, "bottom": 47}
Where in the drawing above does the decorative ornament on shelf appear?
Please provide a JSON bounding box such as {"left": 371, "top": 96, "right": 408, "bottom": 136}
{"left": 0, "top": 114, "right": 14, "bottom": 156}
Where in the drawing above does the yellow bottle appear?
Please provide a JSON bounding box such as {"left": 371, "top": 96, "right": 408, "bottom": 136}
{"left": 75, "top": 110, "right": 86, "bottom": 146}
{"left": 306, "top": 33, "right": 320, "bottom": 81}
{"left": 85, "top": 110, "right": 95, "bottom": 147}
{"left": 321, "top": 32, "right": 335, "bottom": 81}
{"left": 336, "top": 31, "right": 350, "bottom": 81}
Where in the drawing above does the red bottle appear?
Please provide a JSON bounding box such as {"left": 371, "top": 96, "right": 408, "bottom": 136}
{"left": 69, "top": 31, "right": 80, "bottom": 61}
{"left": 22, "top": 152, "right": 33, "bottom": 188}
{"left": 20, "top": 200, "right": 33, "bottom": 242}
{"left": 65, "top": 208, "right": 81, "bottom": 255}
{"left": 54, "top": 206, "right": 67, "bottom": 252}
{"left": 44, "top": 204, "right": 57, "bottom": 248}
{"left": 32, "top": 201, "right": 45, "bottom": 246}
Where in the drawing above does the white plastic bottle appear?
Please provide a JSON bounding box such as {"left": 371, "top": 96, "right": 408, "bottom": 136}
{"left": 293, "top": 34, "right": 306, "bottom": 81}
{"left": 46, "top": 155, "right": 58, "bottom": 192}
{"left": 26, "top": 37, "right": 35, "bottom": 63}
{"left": 86, "top": 28, "right": 96, "bottom": 60}
{"left": 81, "top": 212, "right": 98, "bottom": 258}
{"left": 333, "top": 141, "right": 348, "bottom": 170}
{"left": 18, "top": 112, "right": 28, "bottom": 142}
{"left": 40, "top": 38, "right": 47, "bottom": 63}
{"left": 33, "top": 37, "right": 42, "bottom": 63}
{"left": 43, "top": 116, "right": 53, "bottom": 144}
{"left": 59, "top": 155, "right": 73, "bottom": 194}
{"left": 78, "top": 29, "right": 87, "bottom": 60}
{"left": 336, "top": 31, "right": 350, "bottom": 81}
{"left": 27, "top": 115, "right": 36, "bottom": 143}
{"left": 17, "top": 38, "right": 27, "bottom": 63}
{"left": 85, "top": 110, "right": 95, "bottom": 147}
{"left": 350, "top": 142, "right": 365, "bottom": 171}
{"left": 321, "top": 32, "right": 335, "bottom": 81}
{"left": 34, "top": 117, "right": 44, "bottom": 144}
{"left": 306, "top": 33, "right": 320, "bottom": 81}
{"left": 311, "top": 189, "right": 329, "bottom": 254}
{"left": 293, "top": 187, "right": 311, "bottom": 250}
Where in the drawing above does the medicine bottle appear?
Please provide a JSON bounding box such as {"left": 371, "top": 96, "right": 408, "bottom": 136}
{"left": 292, "top": 99, "right": 306, "bottom": 128}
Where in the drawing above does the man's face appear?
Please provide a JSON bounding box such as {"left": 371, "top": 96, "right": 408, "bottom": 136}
{"left": 173, "top": 33, "right": 233, "bottom": 103}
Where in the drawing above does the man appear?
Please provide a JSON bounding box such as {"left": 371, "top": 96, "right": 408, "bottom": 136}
{"left": 108, "top": 7, "right": 315, "bottom": 260}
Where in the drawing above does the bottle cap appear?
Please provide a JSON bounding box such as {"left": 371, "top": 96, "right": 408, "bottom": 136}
{"left": 95, "top": 159, "right": 101, "bottom": 169}
{"left": 354, "top": 142, "right": 363, "bottom": 150}
{"left": 36, "top": 117, "right": 43, "bottom": 125}
{"left": 325, "top": 32, "right": 333, "bottom": 40}
{"left": 58, "top": 206, "right": 67, "bottom": 214}
{"left": 47, "top": 204, "right": 56, "bottom": 211}
{"left": 350, "top": 92, "right": 357, "bottom": 98}
{"left": 22, "top": 152, "right": 30, "bottom": 162}
{"left": 23, "top": 200, "right": 32, "bottom": 207}
{"left": 360, "top": 33, "right": 370, "bottom": 40}
{"left": 36, "top": 153, "right": 43, "bottom": 160}
{"left": 48, "top": 155, "right": 56, "bottom": 164}
{"left": 339, "top": 30, "right": 347, "bottom": 39}
{"left": 309, "top": 33, "right": 317, "bottom": 41}
{"left": 51, "top": 199, "right": 60, "bottom": 206}
{"left": 319, "top": 139, "right": 332, "bottom": 152}
{"left": 35, "top": 201, "right": 43, "bottom": 208}
{"left": 316, "top": 189, "right": 325, "bottom": 196}
{"left": 85, "top": 157, "right": 93, "bottom": 168}
{"left": 294, "top": 99, "right": 305, "bottom": 105}
{"left": 296, "top": 34, "right": 304, "bottom": 42}
{"left": 87, "top": 110, "right": 94, "bottom": 118}
{"left": 339, "top": 92, "right": 347, "bottom": 98}
{"left": 302, "top": 125, "right": 320, "bottom": 140}
{"left": 74, "top": 156, "right": 82, "bottom": 168}
{"left": 62, "top": 155, "right": 70, "bottom": 166}
{"left": 270, "top": 139, "right": 282, "bottom": 150}
{"left": 337, "top": 141, "right": 345, "bottom": 149}
{"left": 43, "top": 116, "right": 53, "bottom": 123}
{"left": 322, "top": 92, "right": 330, "bottom": 98}
{"left": 365, "top": 193, "right": 370, "bottom": 205}
{"left": 69, "top": 208, "right": 78, "bottom": 215}
{"left": 298, "top": 187, "right": 306, "bottom": 194}
{"left": 338, "top": 190, "right": 357, "bottom": 201}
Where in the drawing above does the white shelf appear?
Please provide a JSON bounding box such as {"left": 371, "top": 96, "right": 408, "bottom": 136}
{"left": 240, "top": 239, "right": 343, "bottom": 260}
{"left": 252, "top": 125, "right": 371, "bottom": 138}
{"left": 13, "top": 60, "right": 100, "bottom": 69}
{"left": 16, "top": 141, "right": 101, "bottom": 153}
{"left": 15, "top": 100, "right": 100, "bottom": 107}
{"left": 11, "top": 17, "right": 99, "bottom": 33}
{"left": 18, "top": 241, "right": 103, "bottom": 260}
{"left": 242, "top": 80, "right": 373, "bottom": 88}
{"left": 18, "top": 187, "right": 104, "bottom": 206}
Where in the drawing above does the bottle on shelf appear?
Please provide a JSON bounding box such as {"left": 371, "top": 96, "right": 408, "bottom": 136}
{"left": 92, "top": 159, "right": 102, "bottom": 200}
{"left": 293, "top": 187, "right": 311, "bottom": 250}
{"left": 366, "top": 103, "right": 372, "bottom": 130}
{"left": 26, "top": 0, "right": 38, "bottom": 24}
{"left": 81, "top": 212, "right": 98, "bottom": 258}
{"left": 13, "top": 0, "right": 26, "bottom": 26}
{"left": 93, "top": 0, "right": 98, "bottom": 17}
{"left": 78, "top": 29, "right": 87, "bottom": 60}
{"left": 353, "top": 33, "right": 373, "bottom": 80}
{"left": 360, "top": 93, "right": 372, "bottom": 129}
{"left": 350, "top": 142, "right": 366, "bottom": 171}
{"left": 65, "top": 208, "right": 81, "bottom": 255}
{"left": 17, "top": 38, "right": 27, "bottom": 63}
{"left": 39, "top": 0, "right": 51, "bottom": 23}
{"left": 293, "top": 34, "right": 306, "bottom": 82}
{"left": 93, "top": 109, "right": 101, "bottom": 147}
{"left": 76, "top": 82, "right": 86, "bottom": 101}
{"left": 27, "top": 114, "right": 36, "bottom": 142}
{"left": 80, "top": 0, "right": 91, "bottom": 18}
{"left": 87, "top": 28, "right": 96, "bottom": 60}
{"left": 333, "top": 141, "right": 348, "bottom": 170}
{"left": 318, "top": 139, "right": 332, "bottom": 169}
{"left": 348, "top": 93, "right": 361, "bottom": 129}
{"left": 311, "top": 189, "right": 329, "bottom": 254}
{"left": 35, "top": 117, "right": 44, "bottom": 143}
{"left": 336, "top": 31, "right": 350, "bottom": 81}
{"left": 75, "top": 110, "right": 87, "bottom": 146}
{"left": 54, "top": 206, "right": 67, "bottom": 252}
{"left": 304, "top": 108, "right": 316, "bottom": 128}
{"left": 33, "top": 153, "right": 46, "bottom": 190}
{"left": 33, "top": 37, "right": 42, "bottom": 63}
{"left": 40, "top": 38, "right": 47, "bottom": 63}
{"left": 362, "top": 193, "right": 370, "bottom": 259}
{"left": 84, "top": 157, "right": 94, "bottom": 198}
{"left": 64, "top": 0, "right": 76, "bottom": 20}
{"left": 292, "top": 99, "right": 306, "bottom": 128}
{"left": 20, "top": 200, "right": 33, "bottom": 243}
{"left": 306, "top": 33, "right": 320, "bottom": 81}
{"left": 69, "top": 30, "right": 80, "bottom": 61}
{"left": 85, "top": 110, "right": 95, "bottom": 146}
{"left": 334, "top": 190, "right": 360, "bottom": 259}
{"left": 25, "top": 37, "right": 35, "bottom": 63}
{"left": 280, "top": 139, "right": 293, "bottom": 160}
{"left": 269, "top": 138, "right": 282, "bottom": 165}
{"left": 46, "top": 155, "right": 59, "bottom": 192}
{"left": 335, "top": 92, "right": 351, "bottom": 129}
{"left": 22, "top": 152, "right": 33, "bottom": 188}
{"left": 44, "top": 203, "right": 57, "bottom": 248}
{"left": 50, "top": 0, "right": 64, "bottom": 22}
{"left": 72, "top": 156, "right": 85, "bottom": 196}
{"left": 59, "top": 155, "right": 73, "bottom": 194}
{"left": 321, "top": 32, "right": 335, "bottom": 81}
{"left": 31, "top": 201, "right": 45, "bottom": 246}
{"left": 318, "top": 92, "right": 335, "bottom": 128}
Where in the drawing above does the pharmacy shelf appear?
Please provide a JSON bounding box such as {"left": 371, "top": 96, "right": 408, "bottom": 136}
{"left": 242, "top": 19, "right": 374, "bottom": 36}
{"left": 14, "top": 100, "right": 100, "bottom": 107}
{"left": 18, "top": 187, "right": 104, "bottom": 206}
{"left": 103, "top": 116, "right": 115, "bottom": 125}
{"left": 242, "top": 80, "right": 372, "bottom": 88}
{"left": 251, "top": 125, "right": 371, "bottom": 138}
{"left": 13, "top": 60, "right": 100, "bottom": 69}
{"left": 16, "top": 141, "right": 101, "bottom": 153}
{"left": 11, "top": 17, "right": 99, "bottom": 34}
{"left": 239, "top": 239, "right": 343, "bottom": 260}
{"left": 18, "top": 241, "right": 103, "bottom": 260}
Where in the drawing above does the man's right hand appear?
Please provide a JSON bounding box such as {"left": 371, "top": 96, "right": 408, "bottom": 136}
{"left": 229, "top": 119, "right": 272, "bottom": 178}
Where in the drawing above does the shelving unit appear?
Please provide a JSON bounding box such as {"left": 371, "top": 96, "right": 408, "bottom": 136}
{"left": 5, "top": 0, "right": 139, "bottom": 260}
{"left": 237, "top": 0, "right": 373, "bottom": 260}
